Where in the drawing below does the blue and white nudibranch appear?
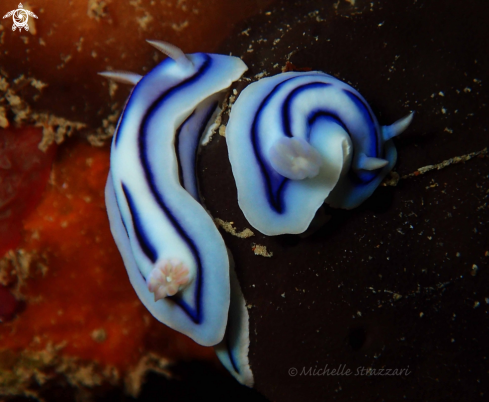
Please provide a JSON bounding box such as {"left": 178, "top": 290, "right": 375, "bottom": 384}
{"left": 226, "top": 71, "right": 413, "bottom": 235}
{"left": 103, "top": 41, "right": 248, "bottom": 346}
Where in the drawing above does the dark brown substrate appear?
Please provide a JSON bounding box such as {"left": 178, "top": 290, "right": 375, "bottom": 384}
{"left": 197, "top": 0, "right": 489, "bottom": 401}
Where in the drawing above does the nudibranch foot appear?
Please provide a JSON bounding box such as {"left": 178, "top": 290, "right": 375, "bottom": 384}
{"left": 98, "top": 71, "right": 142, "bottom": 86}
{"left": 105, "top": 41, "right": 247, "bottom": 346}
{"left": 269, "top": 136, "right": 323, "bottom": 180}
{"left": 147, "top": 259, "right": 192, "bottom": 300}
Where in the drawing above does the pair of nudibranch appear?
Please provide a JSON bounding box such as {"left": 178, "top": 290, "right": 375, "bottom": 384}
{"left": 102, "top": 40, "right": 413, "bottom": 386}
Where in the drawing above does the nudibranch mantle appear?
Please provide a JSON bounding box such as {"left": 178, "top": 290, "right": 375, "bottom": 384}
{"left": 105, "top": 43, "right": 248, "bottom": 346}
{"left": 226, "top": 71, "right": 412, "bottom": 236}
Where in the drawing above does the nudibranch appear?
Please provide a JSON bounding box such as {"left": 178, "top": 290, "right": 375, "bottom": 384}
{"left": 103, "top": 41, "right": 248, "bottom": 346}
{"left": 226, "top": 71, "right": 413, "bottom": 235}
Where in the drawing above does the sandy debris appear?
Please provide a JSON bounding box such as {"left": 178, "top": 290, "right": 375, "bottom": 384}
{"left": 251, "top": 243, "right": 273, "bottom": 258}
{"left": 215, "top": 218, "right": 254, "bottom": 239}
{"left": 402, "top": 147, "right": 488, "bottom": 179}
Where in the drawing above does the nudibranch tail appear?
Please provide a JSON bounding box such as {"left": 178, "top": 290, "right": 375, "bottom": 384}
{"left": 215, "top": 263, "right": 254, "bottom": 388}
{"left": 226, "top": 71, "right": 413, "bottom": 235}
{"left": 105, "top": 41, "right": 247, "bottom": 346}
{"left": 146, "top": 39, "right": 193, "bottom": 70}
{"left": 98, "top": 71, "right": 142, "bottom": 86}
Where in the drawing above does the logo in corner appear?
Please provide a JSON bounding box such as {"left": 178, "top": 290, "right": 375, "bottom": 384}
{"left": 3, "top": 3, "right": 38, "bottom": 32}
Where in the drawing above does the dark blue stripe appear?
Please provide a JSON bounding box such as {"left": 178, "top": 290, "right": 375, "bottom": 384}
{"left": 342, "top": 90, "right": 380, "bottom": 183}
{"left": 114, "top": 183, "right": 147, "bottom": 283}
{"left": 287, "top": 84, "right": 380, "bottom": 185}
{"left": 307, "top": 110, "right": 350, "bottom": 133}
{"left": 252, "top": 80, "right": 332, "bottom": 213}
{"left": 113, "top": 87, "right": 136, "bottom": 147}
{"left": 307, "top": 111, "right": 376, "bottom": 184}
{"left": 251, "top": 76, "right": 305, "bottom": 214}
{"left": 175, "top": 111, "right": 195, "bottom": 189}
{"left": 121, "top": 182, "right": 158, "bottom": 263}
{"left": 283, "top": 82, "right": 332, "bottom": 138}
{"left": 138, "top": 54, "right": 212, "bottom": 324}
{"left": 342, "top": 89, "right": 379, "bottom": 156}
{"left": 115, "top": 196, "right": 130, "bottom": 238}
